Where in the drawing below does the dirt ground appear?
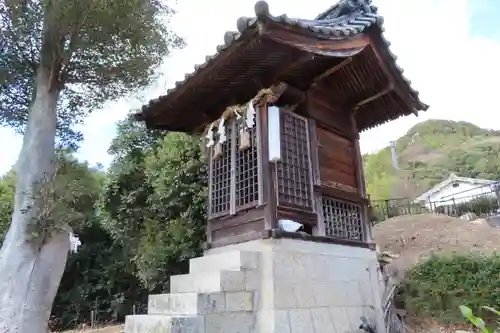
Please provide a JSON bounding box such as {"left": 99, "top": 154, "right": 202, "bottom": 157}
{"left": 373, "top": 213, "right": 500, "bottom": 281}
{"left": 373, "top": 213, "right": 500, "bottom": 332}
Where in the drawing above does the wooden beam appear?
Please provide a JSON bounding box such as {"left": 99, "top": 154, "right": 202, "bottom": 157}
{"left": 264, "top": 27, "right": 370, "bottom": 56}
{"left": 368, "top": 40, "right": 418, "bottom": 116}
{"left": 353, "top": 84, "right": 394, "bottom": 111}
{"left": 312, "top": 57, "right": 352, "bottom": 86}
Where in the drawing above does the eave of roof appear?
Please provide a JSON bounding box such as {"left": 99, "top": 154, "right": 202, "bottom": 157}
{"left": 136, "top": 0, "right": 428, "bottom": 129}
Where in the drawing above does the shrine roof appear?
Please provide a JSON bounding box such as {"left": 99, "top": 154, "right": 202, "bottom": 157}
{"left": 136, "top": 0, "right": 428, "bottom": 133}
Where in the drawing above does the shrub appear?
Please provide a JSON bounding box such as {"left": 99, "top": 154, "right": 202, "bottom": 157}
{"left": 435, "top": 195, "right": 499, "bottom": 217}
{"left": 399, "top": 254, "right": 500, "bottom": 324}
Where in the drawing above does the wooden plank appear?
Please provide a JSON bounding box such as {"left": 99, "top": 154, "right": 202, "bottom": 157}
{"left": 263, "top": 26, "right": 370, "bottom": 56}
{"left": 277, "top": 205, "right": 318, "bottom": 227}
{"left": 319, "top": 159, "right": 356, "bottom": 179}
{"left": 318, "top": 143, "right": 354, "bottom": 163}
{"left": 310, "top": 105, "right": 353, "bottom": 138}
{"left": 316, "top": 127, "right": 352, "bottom": 146}
{"left": 319, "top": 184, "right": 368, "bottom": 205}
{"left": 212, "top": 219, "right": 265, "bottom": 241}
{"left": 315, "top": 125, "right": 359, "bottom": 189}
{"left": 320, "top": 169, "right": 358, "bottom": 188}
{"left": 210, "top": 205, "right": 265, "bottom": 231}
{"left": 210, "top": 229, "right": 267, "bottom": 248}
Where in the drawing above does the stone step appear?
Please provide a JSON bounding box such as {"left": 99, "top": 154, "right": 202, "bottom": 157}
{"left": 170, "top": 270, "right": 258, "bottom": 293}
{"left": 148, "top": 291, "right": 254, "bottom": 316}
{"left": 189, "top": 250, "right": 259, "bottom": 274}
{"left": 124, "top": 314, "right": 203, "bottom": 333}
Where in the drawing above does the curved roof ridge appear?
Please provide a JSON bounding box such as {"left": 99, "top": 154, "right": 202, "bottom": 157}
{"left": 137, "top": 0, "right": 429, "bottom": 128}
{"left": 315, "top": 0, "right": 378, "bottom": 20}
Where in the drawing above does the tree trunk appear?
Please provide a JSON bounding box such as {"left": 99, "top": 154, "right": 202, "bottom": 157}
{"left": 0, "top": 68, "right": 69, "bottom": 333}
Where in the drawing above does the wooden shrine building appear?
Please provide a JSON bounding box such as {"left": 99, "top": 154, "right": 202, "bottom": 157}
{"left": 135, "top": 0, "right": 428, "bottom": 249}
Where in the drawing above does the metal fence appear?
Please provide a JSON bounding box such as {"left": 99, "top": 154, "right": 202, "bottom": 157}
{"left": 371, "top": 182, "right": 500, "bottom": 223}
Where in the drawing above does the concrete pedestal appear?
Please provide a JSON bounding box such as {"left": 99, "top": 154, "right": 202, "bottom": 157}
{"left": 125, "top": 238, "right": 385, "bottom": 333}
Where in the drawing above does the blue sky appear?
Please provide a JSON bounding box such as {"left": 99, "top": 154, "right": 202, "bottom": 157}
{"left": 1, "top": 0, "right": 499, "bottom": 175}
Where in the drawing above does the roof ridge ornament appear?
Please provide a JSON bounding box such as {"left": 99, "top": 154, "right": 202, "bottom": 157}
{"left": 318, "top": 0, "right": 378, "bottom": 20}
{"left": 254, "top": 1, "right": 270, "bottom": 19}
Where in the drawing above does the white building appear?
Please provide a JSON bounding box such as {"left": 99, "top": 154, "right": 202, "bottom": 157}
{"left": 415, "top": 173, "right": 499, "bottom": 209}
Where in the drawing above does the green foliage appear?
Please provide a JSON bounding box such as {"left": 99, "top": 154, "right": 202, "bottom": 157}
{"left": 0, "top": 153, "right": 149, "bottom": 330}
{"left": 400, "top": 254, "right": 500, "bottom": 324}
{"left": 0, "top": 0, "right": 184, "bottom": 146}
{"left": 0, "top": 171, "right": 15, "bottom": 246}
{"left": 363, "top": 147, "right": 396, "bottom": 200}
{"left": 364, "top": 119, "right": 500, "bottom": 200}
{"left": 435, "top": 196, "right": 499, "bottom": 217}
{"left": 50, "top": 221, "right": 148, "bottom": 331}
{"left": 102, "top": 118, "right": 207, "bottom": 291}
{"left": 460, "top": 305, "right": 496, "bottom": 333}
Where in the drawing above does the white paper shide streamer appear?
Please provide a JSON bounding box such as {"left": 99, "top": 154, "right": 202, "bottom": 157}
{"left": 217, "top": 116, "right": 227, "bottom": 144}
{"left": 69, "top": 232, "right": 82, "bottom": 253}
{"left": 245, "top": 102, "right": 256, "bottom": 129}
{"left": 205, "top": 123, "right": 215, "bottom": 147}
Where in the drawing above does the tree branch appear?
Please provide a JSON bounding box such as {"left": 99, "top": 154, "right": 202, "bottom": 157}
{"left": 60, "top": 3, "right": 96, "bottom": 87}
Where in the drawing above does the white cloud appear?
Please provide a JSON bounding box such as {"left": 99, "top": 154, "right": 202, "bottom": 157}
{"left": 1, "top": 0, "right": 499, "bottom": 175}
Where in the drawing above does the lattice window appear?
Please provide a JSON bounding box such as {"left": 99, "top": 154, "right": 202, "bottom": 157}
{"left": 235, "top": 122, "right": 259, "bottom": 211}
{"left": 209, "top": 124, "right": 232, "bottom": 218}
{"left": 209, "top": 116, "right": 261, "bottom": 218}
{"left": 276, "top": 111, "right": 313, "bottom": 210}
{"left": 322, "top": 196, "right": 365, "bottom": 242}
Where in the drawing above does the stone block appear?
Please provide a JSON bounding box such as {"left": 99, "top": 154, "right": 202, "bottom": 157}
{"left": 189, "top": 250, "right": 259, "bottom": 274}
{"left": 148, "top": 292, "right": 226, "bottom": 315}
{"left": 273, "top": 280, "right": 298, "bottom": 309}
{"left": 343, "top": 281, "right": 363, "bottom": 306}
{"left": 245, "top": 271, "right": 260, "bottom": 291}
{"left": 273, "top": 310, "right": 292, "bottom": 333}
{"left": 310, "top": 307, "right": 336, "bottom": 333}
{"left": 289, "top": 309, "right": 314, "bottom": 333}
{"left": 124, "top": 314, "right": 203, "bottom": 333}
{"left": 225, "top": 291, "right": 254, "bottom": 312}
{"left": 293, "top": 283, "right": 316, "bottom": 308}
{"left": 346, "top": 306, "right": 368, "bottom": 330}
{"left": 329, "top": 307, "right": 351, "bottom": 333}
{"left": 311, "top": 281, "right": 333, "bottom": 307}
{"left": 170, "top": 270, "right": 246, "bottom": 293}
{"left": 205, "top": 312, "right": 256, "bottom": 333}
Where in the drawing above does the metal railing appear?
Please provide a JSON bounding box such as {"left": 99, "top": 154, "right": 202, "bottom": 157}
{"left": 370, "top": 183, "right": 500, "bottom": 222}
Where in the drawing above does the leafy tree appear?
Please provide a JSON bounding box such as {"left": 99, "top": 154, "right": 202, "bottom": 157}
{"left": 0, "top": 154, "right": 146, "bottom": 330}
{"left": 0, "top": 0, "right": 183, "bottom": 331}
{"left": 102, "top": 119, "right": 207, "bottom": 291}
{"left": 0, "top": 172, "right": 15, "bottom": 246}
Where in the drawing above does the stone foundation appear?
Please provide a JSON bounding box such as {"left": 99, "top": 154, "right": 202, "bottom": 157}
{"left": 125, "top": 238, "right": 385, "bottom": 333}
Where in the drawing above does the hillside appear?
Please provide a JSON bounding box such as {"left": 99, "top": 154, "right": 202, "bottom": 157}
{"left": 363, "top": 119, "right": 500, "bottom": 200}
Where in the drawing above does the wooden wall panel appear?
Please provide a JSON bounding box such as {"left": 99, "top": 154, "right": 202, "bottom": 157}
{"left": 316, "top": 126, "right": 358, "bottom": 190}
{"left": 308, "top": 88, "right": 353, "bottom": 137}
{"left": 208, "top": 206, "right": 266, "bottom": 247}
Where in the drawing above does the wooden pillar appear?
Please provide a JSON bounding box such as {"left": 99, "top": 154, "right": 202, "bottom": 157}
{"left": 258, "top": 104, "right": 277, "bottom": 231}
{"left": 351, "top": 113, "right": 372, "bottom": 242}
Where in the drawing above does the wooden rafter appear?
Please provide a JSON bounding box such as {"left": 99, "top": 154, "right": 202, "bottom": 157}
{"left": 312, "top": 57, "right": 352, "bottom": 86}
{"left": 368, "top": 41, "right": 418, "bottom": 116}
{"left": 353, "top": 84, "right": 394, "bottom": 112}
